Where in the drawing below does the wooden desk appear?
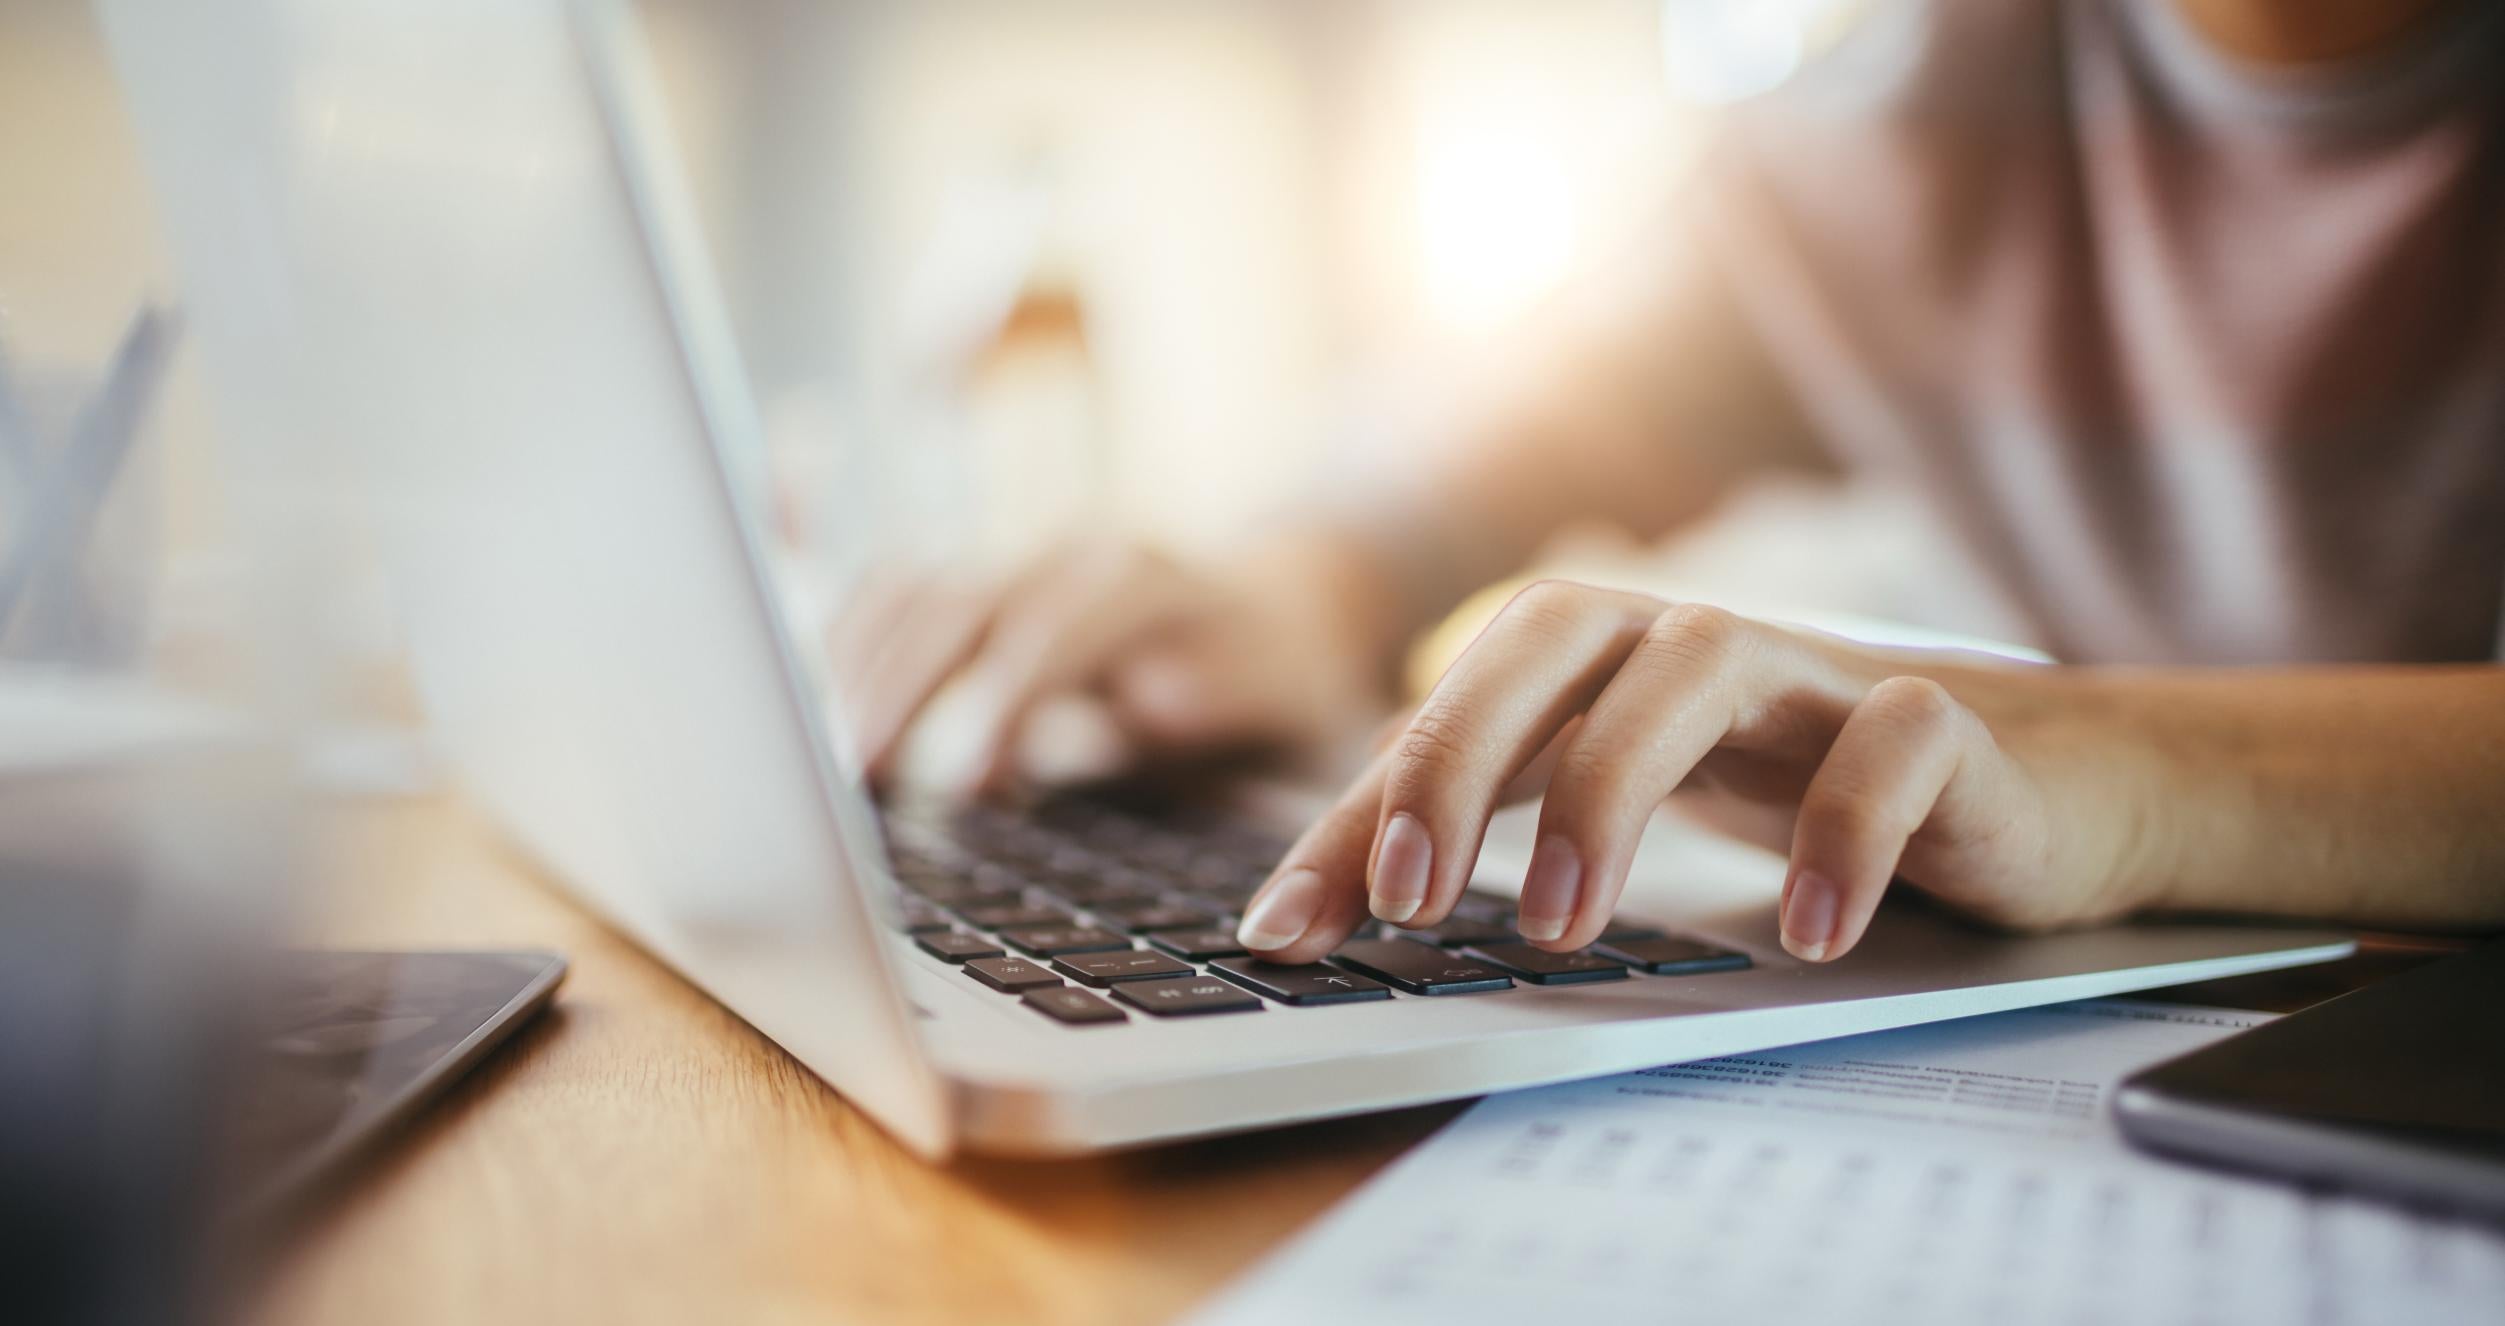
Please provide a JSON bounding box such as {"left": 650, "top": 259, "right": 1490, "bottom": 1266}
{"left": 256, "top": 793, "right": 1458, "bottom": 1326}
{"left": 255, "top": 793, "right": 2434, "bottom": 1326}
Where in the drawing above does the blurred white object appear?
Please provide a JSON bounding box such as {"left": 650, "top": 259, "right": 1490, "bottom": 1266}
{"left": 0, "top": 665, "right": 245, "bottom": 774}
{"left": 1660, "top": 0, "right": 1869, "bottom": 104}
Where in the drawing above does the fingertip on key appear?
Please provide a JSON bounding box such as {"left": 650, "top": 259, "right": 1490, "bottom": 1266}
{"left": 1238, "top": 867, "right": 1327, "bottom": 951}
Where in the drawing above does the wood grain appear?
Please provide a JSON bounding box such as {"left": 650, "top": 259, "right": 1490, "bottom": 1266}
{"left": 250, "top": 794, "right": 1456, "bottom": 1326}
{"left": 253, "top": 793, "right": 2423, "bottom": 1325}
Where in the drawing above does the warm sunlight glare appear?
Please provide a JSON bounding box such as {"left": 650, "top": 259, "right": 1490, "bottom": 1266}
{"left": 1413, "top": 114, "right": 1580, "bottom": 332}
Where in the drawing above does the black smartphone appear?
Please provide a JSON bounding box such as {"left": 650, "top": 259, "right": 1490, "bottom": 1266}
{"left": 2115, "top": 939, "right": 2505, "bottom": 1217}
{"left": 225, "top": 949, "right": 566, "bottom": 1219}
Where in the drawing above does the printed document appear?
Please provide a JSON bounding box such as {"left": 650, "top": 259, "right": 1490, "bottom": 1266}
{"left": 1191, "top": 1000, "right": 2505, "bottom": 1326}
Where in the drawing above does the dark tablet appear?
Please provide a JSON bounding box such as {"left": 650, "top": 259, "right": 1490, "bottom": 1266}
{"left": 2115, "top": 940, "right": 2505, "bottom": 1217}
{"left": 227, "top": 949, "right": 566, "bottom": 1219}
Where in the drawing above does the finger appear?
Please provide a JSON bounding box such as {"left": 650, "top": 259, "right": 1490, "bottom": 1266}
{"left": 1782, "top": 675, "right": 2001, "bottom": 962}
{"left": 848, "top": 576, "right": 1006, "bottom": 781}
{"left": 1524, "top": 603, "right": 1775, "bottom": 950}
{"left": 961, "top": 547, "right": 1194, "bottom": 792}
{"left": 1102, "top": 639, "right": 1283, "bottom": 751}
{"left": 825, "top": 568, "right": 916, "bottom": 688}
{"left": 1235, "top": 753, "right": 1392, "bottom": 963}
{"left": 1368, "top": 580, "right": 1667, "bottom": 927}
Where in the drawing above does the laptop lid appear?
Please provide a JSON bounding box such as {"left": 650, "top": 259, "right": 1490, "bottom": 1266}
{"left": 99, "top": 0, "right": 955, "bottom": 1154}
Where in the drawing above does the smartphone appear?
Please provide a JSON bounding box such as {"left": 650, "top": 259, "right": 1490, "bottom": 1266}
{"left": 225, "top": 949, "right": 566, "bottom": 1219}
{"left": 2114, "top": 939, "right": 2505, "bottom": 1217}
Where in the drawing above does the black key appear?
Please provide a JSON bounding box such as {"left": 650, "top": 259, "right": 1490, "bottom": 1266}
{"left": 916, "top": 931, "right": 1006, "bottom": 963}
{"left": 1000, "top": 925, "right": 1135, "bottom": 957}
{"left": 1022, "top": 986, "right": 1127, "bottom": 1026}
{"left": 954, "top": 901, "right": 1070, "bottom": 931}
{"left": 1599, "top": 923, "right": 1668, "bottom": 943}
{"left": 1398, "top": 917, "right": 1517, "bottom": 947}
{"left": 1449, "top": 889, "right": 1519, "bottom": 924}
{"left": 1329, "top": 939, "right": 1514, "bottom": 995}
{"left": 1148, "top": 928, "right": 1249, "bottom": 961}
{"left": 1044, "top": 870, "right": 1169, "bottom": 907}
{"left": 1033, "top": 872, "right": 1141, "bottom": 905}
{"left": 1467, "top": 941, "right": 1630, "bottom": 985}
{"left": 1182, "top": 854, "right": 1270, "bottom": 894}
{"left": 1122, "top": 836, "right": 1203, "bottom": 870}
{"left": 1595, "top": 935, "right": 1754, "bottom": 975}
{"left": 1051, "top": 949, "right": 1197, "bottom": 987}
{"left": 1112, "top": 975, "right": 1264, "bottom": 1017}
{"left": 1210, "top": 958, "right": 1393, "bottom": 1007}
{"left": 1093, "top": 901, "right": 1217, "bottom": 934}
{"left": 1170, "top": 889, "right": 1250, "bottom": 915}
{"left": 962, "top": 955, "right": 1063, "bottom": 992}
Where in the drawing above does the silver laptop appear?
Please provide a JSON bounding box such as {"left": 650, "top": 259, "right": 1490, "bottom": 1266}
{"left": 112, "top": 0, "right": 2352, "bottom": 1157}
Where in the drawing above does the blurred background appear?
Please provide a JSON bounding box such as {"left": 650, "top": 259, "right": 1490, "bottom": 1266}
{"left": 654, "top": 0, "right": 1706, "bottom": 560}
{"left": 0, "top": 1, "right": 1958, "bottom": 1320}
{"left": 5, "top": 0, "right": 1983, "bottom": 702}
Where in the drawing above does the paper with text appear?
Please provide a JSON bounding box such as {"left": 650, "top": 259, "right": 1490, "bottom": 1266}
{"left": 1191, "top": 1001, "right": 2505, "bottom": 1326}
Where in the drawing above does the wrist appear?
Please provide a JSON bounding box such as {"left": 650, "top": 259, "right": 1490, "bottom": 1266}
{"left": 1999, "top": 687, "right": 2192, "bottom": 923}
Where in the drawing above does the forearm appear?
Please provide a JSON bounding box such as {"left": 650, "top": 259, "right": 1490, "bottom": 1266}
{"left": 1251, "top": 404, "right": 1770, "bottom": 695}
{"left": 2000, "top": 666, "right": 2505, "bottom": 929}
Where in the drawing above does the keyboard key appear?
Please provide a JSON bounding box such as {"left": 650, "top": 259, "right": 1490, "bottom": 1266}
{"left": 1051, "top": 949, "right": 1195, "bottom": 986}
{"left": 1172, "top": 892, "right": 1252, "bottom": 917}
{"left": 1000, "top": 925, "right": 1135, "bottom": 957}
{"left": 1182, "top": 855, "right": 1270, "bottom": 895}
{"left": 1122, "top": 836, "right": 1203, "bottom": 871}
{"left": 1396, "top": 917, "right": 1517, "bottom": 947}
{"left": 1113, "top": 975, "right": 1264, "bottom": 1017}
{"left": 962, "top": 955, "right": 1063, "bottom": 992}
{"left": 1594, "top": 934, "right": 1754, "bottom": 975}
{"left": 1022, "top": 986, "right": 1127, "bottom": 1026}
{"left": 1041, "top": 872, "right": 1165, "bottom": 907}
{"left": 1147, "top": 928, "right": 1249, "bottom": 961}
{"left": 954, "top": 901, "right": 1071, "bottom": 931}
{"left": 1092, "top": 900, "right": 1217, "bottom": 933}
{"left": 1449, "top": 888, "right": 1520, "bottom": 923}
{"left": 1467, "top": 941, "right": 1630, "bottom": 985}
{"left": 1210, "top": 958, "right": 1393, "bottom": 1006}
{"left": 1329, "top": 939, "right": 1514, "bottom": 995}
{"left": 916, "top": 931, "right": 1006, "bottom": 963}
{"left": 1599, "top": 923, "right": 1669, "bottom": 943}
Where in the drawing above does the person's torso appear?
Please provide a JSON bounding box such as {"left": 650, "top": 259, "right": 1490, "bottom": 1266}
{"left": 1703, "top": 0, "right": 2505, "bottom": 664}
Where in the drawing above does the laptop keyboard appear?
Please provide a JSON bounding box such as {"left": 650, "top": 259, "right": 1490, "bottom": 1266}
{"left": 879, "top": 796, "right": 1750, "bottom": 1027}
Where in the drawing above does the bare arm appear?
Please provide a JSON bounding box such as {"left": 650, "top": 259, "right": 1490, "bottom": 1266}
{"left": 2053, "top": 665, "right": 2505, "bottom": 928}
{"left": 1233, "top": 584, "right": 2505, "bottom": 965}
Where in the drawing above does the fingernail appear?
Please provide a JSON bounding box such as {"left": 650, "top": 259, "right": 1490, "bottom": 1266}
{"left": 1369, "top": 813, "right": 1433, "bottom": 923}
{"left": 1516, "top": 835, "right": 1582, "bottom": 942}
{"left": 1783, "top": 870, "right": 1840, "bottom": 962}
{"left": 1238, "top": 868, "right": 1327, "bottom": 950}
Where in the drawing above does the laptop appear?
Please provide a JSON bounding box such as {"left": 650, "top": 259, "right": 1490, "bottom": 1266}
{"left": 114, "top": 0, "right": 2353, "bottom": 1157}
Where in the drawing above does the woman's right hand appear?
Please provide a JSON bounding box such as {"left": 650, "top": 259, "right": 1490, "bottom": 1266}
{"left": 828, "top": 536, "right": 1387, "bottom": 796}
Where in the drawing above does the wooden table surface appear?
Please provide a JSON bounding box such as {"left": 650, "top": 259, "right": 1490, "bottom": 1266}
{"left": 252, "top": 791, "right": 2439, "bottom": 1326}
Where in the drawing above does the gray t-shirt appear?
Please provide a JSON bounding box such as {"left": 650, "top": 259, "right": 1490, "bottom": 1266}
{"left": 1680, "top": 0, "right": 2505, "bottom": 664}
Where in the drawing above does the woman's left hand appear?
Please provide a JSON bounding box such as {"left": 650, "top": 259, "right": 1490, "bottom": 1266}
{"left": 1233, "top": 580, "right": 2161, "bottom": 965}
